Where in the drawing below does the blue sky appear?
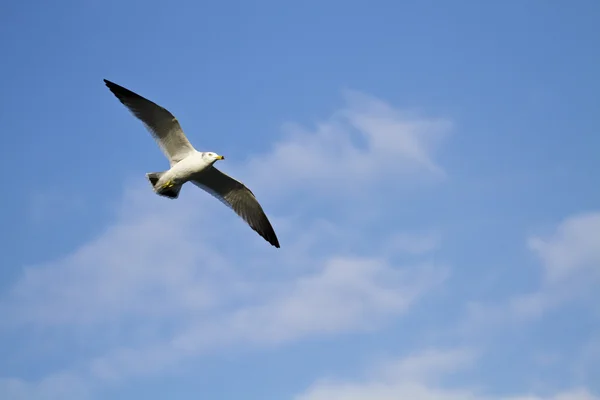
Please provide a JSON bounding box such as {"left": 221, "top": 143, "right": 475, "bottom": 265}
{"left": 1, "top": 0, "right": 599, "bottom": 399}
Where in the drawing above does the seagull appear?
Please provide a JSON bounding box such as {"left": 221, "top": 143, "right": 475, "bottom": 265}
{"left": 103, "top": 79, "right": 280, "bottom": 248}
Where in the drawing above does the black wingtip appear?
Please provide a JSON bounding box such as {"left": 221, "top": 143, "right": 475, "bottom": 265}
{"left": 103, "top": 79, "right": 127, "bottom": 94}
{"left": 267, "top": 232, "right": 280, "bottom": 248}
{"left": 103, "top": 78, "right": 133, "bottom": 94}
{"left": 255, "top": 224, "right": 280, "bottom": 248}
{"left": 103, "top": 79, "right": 154, "bottom": 109}
{"left": 103, "top": 79, "right": 123, "bottom": 97}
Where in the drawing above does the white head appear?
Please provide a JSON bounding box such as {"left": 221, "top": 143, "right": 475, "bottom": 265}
{"left": 202, "top": 151, "right": 225, "bottom": 163}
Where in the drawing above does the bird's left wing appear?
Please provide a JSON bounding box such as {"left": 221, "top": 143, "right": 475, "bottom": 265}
{"left": 104, "top": 79, "right": 196, "bottom": 165}
{"left": 191, "top": 167, "right": 280, "bottom": 248}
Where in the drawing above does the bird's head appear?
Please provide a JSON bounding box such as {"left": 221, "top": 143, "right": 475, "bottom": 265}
{"left": 203, "top": 152, "right": 225, "bottom": 163}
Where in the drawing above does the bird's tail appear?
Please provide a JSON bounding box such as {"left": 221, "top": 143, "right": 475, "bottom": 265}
{"left": 146, "top": 172, "right": 182, "bottom": 199}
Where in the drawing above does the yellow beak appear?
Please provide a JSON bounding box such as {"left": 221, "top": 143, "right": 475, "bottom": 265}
{"left": 216, "top": 155, "right": 225, "bottom": 160}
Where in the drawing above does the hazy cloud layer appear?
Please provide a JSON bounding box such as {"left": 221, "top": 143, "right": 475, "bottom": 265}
{"left": 0, "top": 92, "right": 450, "bottom": 398}
{"left": 296, "top": 349, "right": 598, "bottom": 400}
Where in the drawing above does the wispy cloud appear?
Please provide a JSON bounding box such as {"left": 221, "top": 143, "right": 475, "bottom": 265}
{"left": 2, "top": 191, "right": 223, "bottom": 327}
{"left": 87, "top": 255, "right": 445, "bottom": 381}
{"left": 528, "top": 212, "right": 600, "bottom": 284}
{"left": 244, "top": 90, "right": 451, "bottom": 199}
{"left": 463, "top": 211, "right": 600, "bottom": 331}
{"left": 295, "top": 348, "right": 598, "bottom": 400}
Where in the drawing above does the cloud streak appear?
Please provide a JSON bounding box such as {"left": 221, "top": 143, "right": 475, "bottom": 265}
{"left": 463, "top": 211, "right": 600, "bottom": 332}
{"left": 295, "top": 349, "right": 598, "bottom": 400}
{"left": 244, "top": 90, "right": 451, "bottom": 199}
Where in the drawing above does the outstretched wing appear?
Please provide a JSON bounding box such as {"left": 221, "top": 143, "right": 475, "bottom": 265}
{"left": 192, "top": 167, "right": 280, "bottom": 248}
{"left": 104, "top": 79, "right": 196, "bottom": 165}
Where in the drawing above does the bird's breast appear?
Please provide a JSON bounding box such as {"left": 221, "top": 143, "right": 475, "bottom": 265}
{"left": 169, "top": 154, "right": 210, "bottom": 182}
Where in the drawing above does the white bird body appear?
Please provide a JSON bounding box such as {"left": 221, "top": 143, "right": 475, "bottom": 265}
{"left": 154, "top": 151, "right": 215, "bottom": 188}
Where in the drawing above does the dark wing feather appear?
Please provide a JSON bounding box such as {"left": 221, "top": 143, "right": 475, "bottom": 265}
{"left": 104, "top": 79, "right": 195, "bottom": 165}
{"left": 192, "top": 167, "right": 280, "bottom": 248}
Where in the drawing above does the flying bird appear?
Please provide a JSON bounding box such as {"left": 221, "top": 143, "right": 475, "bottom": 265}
{"left": 103, "top": 79, "right": 280, "bottom": 248}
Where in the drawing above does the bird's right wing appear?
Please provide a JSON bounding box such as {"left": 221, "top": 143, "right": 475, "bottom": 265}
{"left": 104, "top": 79, "right": 196, "bottom": 165}
{"left": 191, "top": 167, "right": 280, "bottom": 248}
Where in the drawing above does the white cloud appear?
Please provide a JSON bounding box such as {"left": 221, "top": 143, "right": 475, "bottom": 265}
{"left": 295, "top": 349, "right": 598, "bottom": 400}
{"left": 1, "top": 189, "right": 224, "bottom": 327}
{"left": 177, "top": 257, "right": 445, "bottom": 346}
{"left": 375, "top": 348, "right": 476, "bottom": 384}
{"left": 243, "top": 90, "right": 450, "bottom": 198}
{"left": 528, "top": 212, "right": 600, "bottom": 283}
{"left": 341, "top": 90, "right": 448, "bottom": 174}
{"left": 84, "top": 256, "right": 446, "bottom": 381}
{"left": 462, "top": 211, "right": 600, "bottom": 331}
{"left": 513, "top": 211, "right": 600, "bottom": 316}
